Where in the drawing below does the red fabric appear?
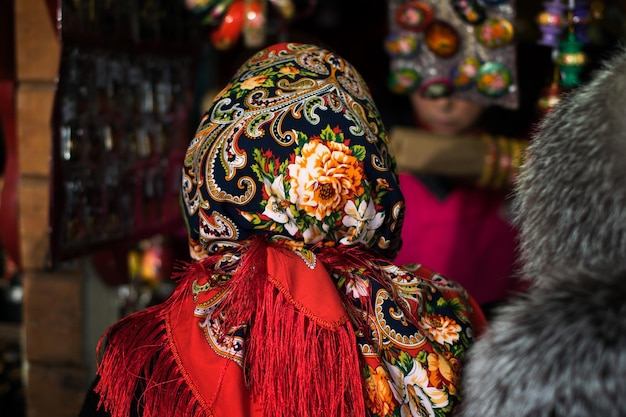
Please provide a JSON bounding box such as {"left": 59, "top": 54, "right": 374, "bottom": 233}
{"left": 94, "top": 240, "right": 488, "bottom": 417}
{"left": 94, "top": 301, "right": 203, "bottom": 417}
{"left": 265, "top": 245, "right": 347, "bottom": 327}
{"left": 168, "top": 242, "right": 365, "bottom": 417}
{"left": 395, "top": 172, "right": 522, "bottom": 306}
{"left": 167, "top": 286, "right": 260, "bottom": 417}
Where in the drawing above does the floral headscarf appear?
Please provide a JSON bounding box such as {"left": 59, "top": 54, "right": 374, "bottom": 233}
{"left": 92, "top": 43, "right": 485, "bottom": 417}
{"left": 181, "top": 42, "right": 404, "bottom": 260}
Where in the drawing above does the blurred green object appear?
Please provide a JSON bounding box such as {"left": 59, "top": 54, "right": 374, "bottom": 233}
{"left": 557, "top": 31, "right": 587, "bottom": 88}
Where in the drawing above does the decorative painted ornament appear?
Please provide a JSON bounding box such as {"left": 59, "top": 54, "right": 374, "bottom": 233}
{"left": 209, "top": 0, "right": 244, "bottom": 50}
{"left": 385, "top": 0, "right": 519, "bottom": 108}
{"left": 537, "top": 0, "right": 567, "bottom": 48}
{"left": 395, "top": 1, "right": 434, "bottom": 32}
{"left": 388, "top": 67, "right": 422, "bottom": 94}
{"left": 537, "top": 81, "right": 563, "bottom": 114}
{"left": 425, "top": 20, "right": 460, "bottom": 58}
{"left": 243, "top": 0, "right": 266, "bottom": 48}
{"left": 476, "top": 61, "right": 512, "bottom": 97}
{"left": 450, "top": 57, "right": 482, "bottom": 90}
{"left": 419, "top": 77, "right": 454, "bottom": 98}
{"left": 385, "top": 31, "right": 420, "bottom": 58}
{"left": 203, "top": 0, "right": 236, "bottom": 25}
{"left": 557, "top": 32, "right": 587, "bottom": 88}
{"left": 476, "top": 17, "right": 515, "bottom": 48}
{"left": 452, "top": 0, "right": 487, "bottom": 25}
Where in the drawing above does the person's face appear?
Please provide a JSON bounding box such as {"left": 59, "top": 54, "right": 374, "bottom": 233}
{"left": 410, "top": 93, "right": 485, "bottom": 136}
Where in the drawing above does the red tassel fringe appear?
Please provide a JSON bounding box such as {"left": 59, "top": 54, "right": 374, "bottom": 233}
{"left": 215, "top": 239, "right": 367, "bottom": 417}
{"left": 93, "top": 238, "right": 387, "bottom": 417}
{"left": 246, "top": 279, "right": 365, "bottom": 417}
{"left": 93, "top": 285, "right": 205, "bottom": 417}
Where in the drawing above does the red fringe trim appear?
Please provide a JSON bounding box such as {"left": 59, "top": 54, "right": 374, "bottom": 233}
{"left": 94, "top": 239, "right": 405, "bottom": 417}
{"left": 215, "top": 239, "right": 366, "bottom": 417}
{"left": 93, "top": 284, "right": 207, "bottom": 417}
{"left": 247, "top": 289, "right": 365, "bottom": 417}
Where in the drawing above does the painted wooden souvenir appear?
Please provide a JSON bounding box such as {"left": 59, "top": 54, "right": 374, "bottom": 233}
{"left": 395, "top": 1, "right": 434, "bottom": 32}
{"left": 210, "top": 0, "right": 244, "bottom": 50}
{"left": 476, "top": 17, "right": 515, "bottom": 48}
{"left": 419, "top": 77, "right": 454, "bottom": 98}
{"left": 388, "top": 67, "right": 422, "bottom": 94}
{"left": 243, "top": 0, "right": 266, "bottom": 48}
{"left": 537, "top": 81, "right": 562, "bottom": 114}
{"left": 424, "top": 20, "right": 460, "bottom": 58}
{"left": 385, "top": 31, "right": 420, "bottom": 58}
{"left": 476, "top": 61, "right": 512, "bottom": 97}
{"left": 452, "top": 0, "right": 487, "bottom": 25}
{"left": 557, "top": 32, "right": 587, "bottom": 88}
{"left": 537, "top": 0, "right": 567, "bottom": 48}
{"left": 450, "top": 57, "right": 482, "bottom": 90}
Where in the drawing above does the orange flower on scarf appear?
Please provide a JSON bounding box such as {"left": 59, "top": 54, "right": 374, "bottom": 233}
{"left": 365, "top": 365, "right": 396, "bottom": 417}
{"left": 241, "top": 74, "right": 269, "bottom": 90}
{"left": 288, "top": 134, "right": 364, "bottom": 221}
{"left": 279, "top": 65, "right": 299, "bottom": 75}
{"left": 426, "top": 351, "right": 460, "bottom": 395}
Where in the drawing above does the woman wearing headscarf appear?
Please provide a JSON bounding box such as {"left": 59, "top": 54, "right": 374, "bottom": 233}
{"left": 80, "top": 42, "right": 486, "bottom": 417}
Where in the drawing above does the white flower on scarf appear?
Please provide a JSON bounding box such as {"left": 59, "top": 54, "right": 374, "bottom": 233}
{"left": 341, "top": 199, "right": 385, "bottom": 246}
{"left": 263, "top": 175, "right": 297, "bottom": 235}
{"left": 302, "top": 223, "right": 326, "bottom": 245}
{"left": 387, "top": 361, "right": 449, "bottom": 417}
{"left": 345, "top": 274, "right": 370, "bottom": 299}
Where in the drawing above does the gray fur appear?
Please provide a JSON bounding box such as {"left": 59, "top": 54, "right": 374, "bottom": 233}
{"left": 459, "top": 47, "right": 626, "bottom": 417}
{"left": 460, "top": 270, "right": 626, "bottom": 417}
{"left": 514, "top": 46, "right": 626, "bottom": 285}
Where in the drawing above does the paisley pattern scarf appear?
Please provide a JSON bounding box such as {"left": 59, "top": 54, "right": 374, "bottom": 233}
{"left": 93, "top": 43, "right": 486, "bottom": 417}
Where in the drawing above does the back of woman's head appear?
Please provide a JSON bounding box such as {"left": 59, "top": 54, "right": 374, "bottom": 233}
{"left": 181, "top": 42, "right": 405, "bottom": 261}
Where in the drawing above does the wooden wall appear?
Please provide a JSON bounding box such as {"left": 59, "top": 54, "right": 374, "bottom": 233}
{"left": 14, "top": 0, "right": 88, "bottom": 415}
